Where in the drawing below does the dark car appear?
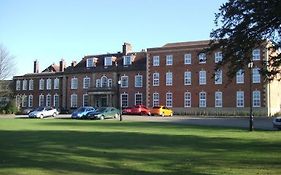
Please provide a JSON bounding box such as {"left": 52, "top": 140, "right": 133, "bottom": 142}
{"left": 84, "top": 107, "right": 121, "bottom": 120}
{"left": 273, "top": 116, "right": 281, "bottom": 130}
{"left": 71, "top": 106, "right": 96, "bottom": 119}
{"left": 122, "top": 105, "right": 151, "bottom": 116}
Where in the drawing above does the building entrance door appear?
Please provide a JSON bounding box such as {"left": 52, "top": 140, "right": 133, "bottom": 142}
{"left": 101, "top": 97, "right": 107, "bottom": 107}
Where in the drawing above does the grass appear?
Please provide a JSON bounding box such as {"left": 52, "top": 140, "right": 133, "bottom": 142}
{"left": 0, "top": 118, "right": 280, "bottom": 175}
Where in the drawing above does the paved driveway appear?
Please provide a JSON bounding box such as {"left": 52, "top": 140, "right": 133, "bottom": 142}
{"left": 12, "top": 114, "right": 277, "bottom": 131}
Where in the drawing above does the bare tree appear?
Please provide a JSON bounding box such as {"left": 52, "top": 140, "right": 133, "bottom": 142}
{"left": 0, "top": 44, "right": 15, "bottom": 80}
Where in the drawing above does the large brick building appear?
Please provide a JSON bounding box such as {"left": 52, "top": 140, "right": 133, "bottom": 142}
{"left": 13, "top": 41, "right": 281, "bottom": 116}
{"left": 14, "top": 43, "right": 146, "bottom": 113}
{"left": 146, "top": 40, "right": 281, "bottom": 116}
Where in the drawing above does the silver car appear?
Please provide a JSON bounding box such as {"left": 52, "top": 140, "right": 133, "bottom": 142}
{"left": 28, "top": 107, "right": 59, "bottom": 119}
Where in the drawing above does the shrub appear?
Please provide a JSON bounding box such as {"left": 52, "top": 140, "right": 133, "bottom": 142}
{"left": 4, "top": 100, "right": 18, "bottom": 114}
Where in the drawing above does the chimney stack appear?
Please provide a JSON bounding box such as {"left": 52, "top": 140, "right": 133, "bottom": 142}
{"left": 71, "top": 61, "right": 77, "bottom": 67}
{"left": 122, "top": 42, "right": 132, "bottom": 55}
{"left": 59, "top": 59, "right": 66, "bottom": 72}
{"left": 34, "top": 60, "right": 39, "bottom": 73}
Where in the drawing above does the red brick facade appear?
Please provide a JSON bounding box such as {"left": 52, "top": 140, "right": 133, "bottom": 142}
{"left": 13, "top": 41, "right": 281, "bottom": 116}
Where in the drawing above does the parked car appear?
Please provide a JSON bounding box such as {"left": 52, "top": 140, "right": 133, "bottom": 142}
{"left": 122, "top": 105, "right": 151, "bottom": 115}
{"left": 28, "top": 106, "right": 59, "bottom": 119}
{"left": 84, "top": 107, "right": 120, "bottom": 120}
{"left": 150, "top": 106, "right": 173, "bottom": 117}
{"left": 272, "top": 116, "right": 281, "bottom": 130}
{"left": 22, "top": 108, "right": 35, "bottom": 114}
{"left": 71, "top": 106, "right": 96, "bottom": 119}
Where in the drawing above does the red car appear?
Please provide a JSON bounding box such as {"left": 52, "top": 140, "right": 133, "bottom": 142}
{"left": 122, "top": 105, "right": 151, "bottom": 116}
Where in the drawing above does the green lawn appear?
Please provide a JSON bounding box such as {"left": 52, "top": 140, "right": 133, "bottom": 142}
{"left": 0, "top": 119, "right": 280, "bottom": 175}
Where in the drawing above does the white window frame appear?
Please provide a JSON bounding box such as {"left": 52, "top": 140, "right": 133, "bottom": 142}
{"left": 166, "top": 55, "right": 173, "bottom": 65}
{"left": 153, "top": 93, "right": 159, "bottom": 107}
{"left": 96, "top": 79, "right": 101, "bottom": 88}
{"left": 83, "top": 77, "right": 91, "bottom": 89}
{"left": 16, "top": 80, "right": 21, "bottom": 91}
{"left": 153, "top": 72, "right": 159, "bottom": 86}
{"left": 121, "top": 75, "right": 128, "bottom": 88}
{"left": 101, "top": 76, "right": 108, "bottom": 88}
{"left": 215, "top": 91, "right": 223, "bottom": 107}
{"left": 54, "top": 78, "right": 59, "bottom": 90}
{"left": 135, "top": 93, "right": 143, "bottom": 105}
{"left": 184, "top": 71, "right": 192, "bottom": 85}
{"left": 39, "top": 94, "right": 44, "bottom": 107}
{"left": 236, "top": 70, "right": 244, "bottom": 84}
{"left": 153, "top": 56, "right": 160, "bottom": 66}
{"left": 86, "top": 58, "right": 94, "bottom": 67}
{"left": 123, "top": 56, "right": 132, "bottom": 66}
{"left": 54, "top": 94, "right": 59, "bottom": 108}
{"left": 199, "top": 91, "right": 207, "bottom": 107}
{"left": 71, "top": 77, "right": 78, "bottom": 89}
{"left": 252, "top": 49, "right": 260, "bottom": 61}
{"left": 199, "top": 70, "right": 206, "bottom": 85}
{"left": 135, "top": 74, "right": 143, "bottom": 87}
{"left": 46, "top": 78, "right": 52, "bottom": 90}
{"left": 108, "top": 79, "right": 112, "bottom": 87}
{"left": 253, "top": 90, "right": 261, "bottom": 107}
{"left": 166, "top": 92, "right": 173, "bottom": 107}
{"left": 252, "top": 68, "right": 261, "bottom": 83}
{"left": 22, "top": 80, "right": 27, "bottom": 90}
{"left": 215, "top": 69, "right": 222, "bottom": 84}
{"left": 39, "top": 79, "right": 44, "bottom": 90}
{"left": 29, "top": 80, "right": 34, "bottom": 90}
{"left": 104, "top": 57, "right": 112, "bottom": 66}
{"left": 83, "top": 94, "right": 89, "bottom": 106}
{"left": 71, "top": 94, "right": 78, "bottom": 108}
{"left": 28, "top": 95, "right": 33, "bottom": 107}
{"left": 46, "top": 94, "right": 51, "bottom": 107}
{"left": 121, "top": 93, "right": 128, "bottom": 107}
{"left": 22, "top": 95, "right": 28, "bottom": 107}
{"left": 184, "top": 92, "right": 191, "bottom": 107}
{"left": 215, "top": 51, "right": 223, "bottom": 63}
{"left": 166, "top": 72, "right": 173, "bottom": 86}
{"left": 184, "top": 54, "right": 191, "bottom": 64}
{"left": 236, "top": 91, "right": 244, "bottom": 107}
{"left": 199, "top": 53, "right": 206, "bottom": 64}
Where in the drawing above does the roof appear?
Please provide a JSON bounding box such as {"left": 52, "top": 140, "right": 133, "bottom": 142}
{"left": 163, "top": 40, "right": 210, "bottom": 47}
{"left": 42, "top": 64, "right": 60, "bottom": 73}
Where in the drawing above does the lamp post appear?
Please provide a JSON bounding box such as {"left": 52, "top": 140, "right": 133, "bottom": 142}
{"left": 248, "top": 61, "right": 254, "bottom": 131}
{"left": 115, "top": 61, "right": 122, "bottom": 121}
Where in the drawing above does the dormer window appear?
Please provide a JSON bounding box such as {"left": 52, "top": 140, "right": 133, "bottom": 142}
{"left": 123, "top": 56, "right": 132, "bottom": 66}
{"left": 86, "top": 58, "right": 94, "bottom": 68}
{"left": 104, "top": 57, "right": 112, "bottom": 66}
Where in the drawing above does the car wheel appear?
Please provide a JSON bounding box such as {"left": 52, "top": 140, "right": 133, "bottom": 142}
{"left": 114, "top": 114, "right": 119, "bottom": 119}
{"left": 52, "top": 113, "right": 56, "bottom": 117}
{"left": 40, "top": 114, "right": 44, "bottom": 119}
{"left": 161, "top": 113, "right": 165, "bottom": 117}
{"left": 100, "top": 116, "right": 104, "bottom": 120}
{"left": 170, "top": 112, "right": 173, "bottom": 117}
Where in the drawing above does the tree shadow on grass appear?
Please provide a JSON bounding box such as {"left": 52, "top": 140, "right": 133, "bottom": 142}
{"left": 0, "top": 125, "right": 281, "bottom": 175}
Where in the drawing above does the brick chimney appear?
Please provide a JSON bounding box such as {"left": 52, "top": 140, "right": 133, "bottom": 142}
{"left": 122, "top": 42, "right": 132, "bottom": 55}
{"left": 34, "top": 60, "right": 39, "bottom": 73}
{"left": 59, "top": 59, "right": 66, "bottom": 72}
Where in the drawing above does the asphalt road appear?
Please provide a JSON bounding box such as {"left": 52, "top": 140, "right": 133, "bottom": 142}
{"left": 12, "top": 114, "right": 278, "bottom": 131}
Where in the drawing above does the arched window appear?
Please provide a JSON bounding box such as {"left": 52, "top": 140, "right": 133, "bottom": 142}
{"left": 101, "top": 76, "right": 108, "bottom": 87}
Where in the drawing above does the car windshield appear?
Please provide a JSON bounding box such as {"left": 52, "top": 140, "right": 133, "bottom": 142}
{"left": 96, "top": 107, "right": 107, "bottom": 112}
{"left": 76, "top": 107, "right": 87, "bottom": 112}
{"left": 153, "top": 107, "right": 161, "bottom": 109}
{"left": 34, "top": 107, "right": 44, "bottom": 111}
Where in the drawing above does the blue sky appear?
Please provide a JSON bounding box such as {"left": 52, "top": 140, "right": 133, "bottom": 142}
{"left": 0, "top": 0, "right": 226, "bottom": 77}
